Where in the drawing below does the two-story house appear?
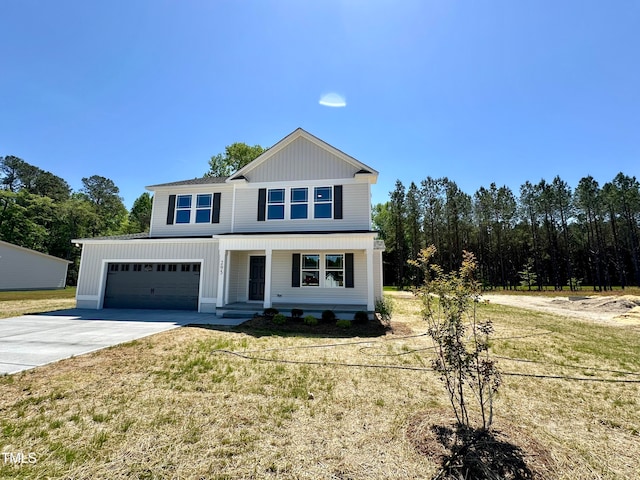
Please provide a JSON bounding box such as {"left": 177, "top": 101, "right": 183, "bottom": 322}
{"left": 73, "top": 128, "right": 384, "bottom": 315}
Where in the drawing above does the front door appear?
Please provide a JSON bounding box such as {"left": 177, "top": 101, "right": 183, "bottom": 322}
{"left": 249, "top": 256, "right": 266, "bottom": 301}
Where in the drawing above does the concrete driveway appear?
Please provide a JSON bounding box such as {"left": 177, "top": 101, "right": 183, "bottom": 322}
{"left": 0, "top": 309, "right": 245, "bottom": 375}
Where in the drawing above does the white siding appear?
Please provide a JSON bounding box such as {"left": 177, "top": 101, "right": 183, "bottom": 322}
{"left": 149, "top": 185, "right": 233, "bottom": 237}
{"left": 75, "top": 240, "right": 219, "bottom": 309}
{"left": 373, "top": 250, "right": 383, "bottom": 300}
{"left": 270, "top": 251, "right": 368, "bottom": 305}
{"left": 233, "top": 182, "right": 371, "bottom": 233}
{"left": 0, "top": 242, "right": 69, "bottom": 290}
{"left": 246, "top": 137, "right": 359, "bottom": 182}
{"left": 227, "top": 251, "right": 249, "bottom": 303}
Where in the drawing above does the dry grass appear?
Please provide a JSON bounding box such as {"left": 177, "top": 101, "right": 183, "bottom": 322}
{"left": 0, "top": 295, "right": 639, "bottom": 479}
{"left": 0, "top": 288, "right": 76, "bottom": 319}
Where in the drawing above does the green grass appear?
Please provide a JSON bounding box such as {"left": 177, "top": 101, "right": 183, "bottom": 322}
{"left": 0, "top": 287, "right": 76, "bottom": 301}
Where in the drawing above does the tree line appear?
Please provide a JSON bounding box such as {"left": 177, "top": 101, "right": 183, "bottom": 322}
{"left": 0, "top": 155, "right": 153, "bottom": 284}
{"left": 373, "top": 173, "right": 640, "bottom": 291}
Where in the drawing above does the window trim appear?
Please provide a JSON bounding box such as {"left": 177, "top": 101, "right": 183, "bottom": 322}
{"left": 171, "top": 192, "right": 220, "bottom": 224}
{"left": 313, "top": 186, "right": 333, "bottom": 219}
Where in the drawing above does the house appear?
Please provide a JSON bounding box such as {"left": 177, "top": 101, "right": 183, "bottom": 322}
{"left": 0, "top": 240, "right": 71, "bottom": 291}
{"left": 72, "top": 128, "right": 385, "bottom": 314}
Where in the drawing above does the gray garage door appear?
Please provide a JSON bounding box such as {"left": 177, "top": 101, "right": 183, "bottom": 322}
{"left": 104, "top": 263, "right": 200, "bottom": 310}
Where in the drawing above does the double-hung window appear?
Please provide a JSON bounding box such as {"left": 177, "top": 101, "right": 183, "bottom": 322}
{"left": 290, "top": 188, "right": 308, "bottom": 219}
{"left": 267, "top": 189, "right": 285, "bottom": 220}
{"left": 325, "top": 254, "right": 344, "bottom": 287}
{"left": 175, "top": 195, "right": 192, "bottom": 224}
{"left": 195, "top": 194, "right": 212, "bottom": 223}
{"left": 301, "top": 254, "right": 320, "bottom": 286}
{"left": 314, "top": 187, "right": 332, "bottom": 219}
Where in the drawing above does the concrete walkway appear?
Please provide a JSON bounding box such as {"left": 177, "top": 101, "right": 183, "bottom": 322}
{"left": 0, "top": 309, "right": 247, "bottom": 375}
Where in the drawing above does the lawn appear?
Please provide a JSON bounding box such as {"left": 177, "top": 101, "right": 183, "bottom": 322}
{"left": 0, "top": 294, "right": 639, "bottom": 479}
{"left": 0, "top": 288, "right": 76, "bottom": 319}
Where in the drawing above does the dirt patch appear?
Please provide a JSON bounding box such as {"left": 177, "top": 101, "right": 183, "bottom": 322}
{"left": 482, "top": 294, "right": 640, "bottom": 325}
{"left": 407, "top": 410, "right": 556, "bottom": 479}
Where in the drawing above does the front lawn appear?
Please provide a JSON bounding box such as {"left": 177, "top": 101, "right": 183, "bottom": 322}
{"left": 0, "top": 288, "right": 76, "bottom": 319}
{"left": 0, "top": 295, "right": 638, "bottom": 479}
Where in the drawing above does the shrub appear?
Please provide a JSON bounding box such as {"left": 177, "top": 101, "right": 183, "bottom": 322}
{"left": 291, "top": 308, "right": 304, "bottom": 319}
{"left": 375, "top": 296, "right": 394, "bottom": 323}
{"left": 272, "top": 313, "right": 287, "bottom": 325}
{"left": 303, "top": 315, "right": 318, "bottom": 326}
{"left": 263, "top": 307, "right": 279, "bottom": 319}
{"left": 336, "top": 319, "right": 351, "bottom": 329}
{"left": 321, "top": 310, "right": 336, "bottom": 323}
{"left": 353, "top": 311, "right": 369, "bottom": 324}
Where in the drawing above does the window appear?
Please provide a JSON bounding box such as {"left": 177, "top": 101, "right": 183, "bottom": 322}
{"left": 133, "top": 264, "right": 142, "bottom": 272}
{"left": 195, "top": 194, "right": 212, "bottom": 223}
{"left": 290, "top": 188, "right": 308, "bottom": 219}
{"left": 314, "top": 187, "right": 332, "bottom": 219}
{"left": 325, "top": 254, "right": 344, "bottom": 287}
{"left": 168, "top": 264, "right": 177, "bottom": 272}
{"left": 267, "top": 189, "right": 285, "bottom": 220}
{"left": 181, "top": 264, "right": 191, "bottom": 272}
{"left": 301, "top": 254, "right": 320, "bottom": 286}
{"left": 157, "top": 264, "right": 166, "bottom": 272}
{"left": 176, "top": 195, "right": 192, "bottom": 224}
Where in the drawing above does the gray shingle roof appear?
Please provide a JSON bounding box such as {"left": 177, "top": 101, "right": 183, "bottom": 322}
{"left": 146, "top": 176, "right": 228, "bottom": 189}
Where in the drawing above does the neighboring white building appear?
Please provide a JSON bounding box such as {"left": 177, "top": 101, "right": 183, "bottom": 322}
{"left": 73, "top": 128, "right": 384, "bottom": 313}
{"left": 0, "top": 240, "right": 71, "bottom": 291}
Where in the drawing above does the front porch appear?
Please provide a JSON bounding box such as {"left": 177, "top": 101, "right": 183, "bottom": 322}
{"left": 216, "top": 301, "right": 370, "bottom": 320}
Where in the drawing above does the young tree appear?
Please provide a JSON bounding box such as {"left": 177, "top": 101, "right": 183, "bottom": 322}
{"left": 128, "top": 192, "right": 153, "bottom": 233}
{"left": 412, "top": 246, "right": 501, "bottom": 430}
{"left": 206, "top": 142, "right": 265, "bottom": 177}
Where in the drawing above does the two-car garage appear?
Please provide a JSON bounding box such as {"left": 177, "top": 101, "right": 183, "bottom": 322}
{"left": 103, "top": 262, "right": 201, "bottom": 310}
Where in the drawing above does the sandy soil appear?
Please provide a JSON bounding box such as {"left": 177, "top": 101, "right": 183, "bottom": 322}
{"left": 387, "top": 290, "right": 640, "bottom": 326}
{"left": 481, "top": 294, "right": 640, "bottom": 326}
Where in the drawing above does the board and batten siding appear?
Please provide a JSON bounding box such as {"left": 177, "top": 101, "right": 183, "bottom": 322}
{"left": 246, "top": 137, "right": 360, "bottom": 183}
{"left": 270, "top": 251, "right": 367, "bottom": 305}
{"left": 75, "top": 240, "right": 219, "bottom": 309}
{"left": 233, "top": 182, "right": 370, "bottom": 233}
{"left": 149, "top": 185, "right": 233, "bottom": 237}
{"left": 0, "top": 241, "right": 69, "bottom": 290}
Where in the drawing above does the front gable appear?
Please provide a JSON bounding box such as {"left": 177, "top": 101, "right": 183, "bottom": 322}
{"left": 228, "top": 128, "right": 378, "bottom": 184}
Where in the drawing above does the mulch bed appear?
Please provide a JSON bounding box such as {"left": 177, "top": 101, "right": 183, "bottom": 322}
{"left": 233, "top": 314, "right": 398, "bottom": 337}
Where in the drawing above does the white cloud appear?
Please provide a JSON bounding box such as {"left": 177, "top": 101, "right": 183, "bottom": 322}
{"left": 319, "top": 92, "right": 346, "bottom": 107}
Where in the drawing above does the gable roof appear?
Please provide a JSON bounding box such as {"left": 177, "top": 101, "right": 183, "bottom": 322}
{"left": 146, "top": 176, "right": 228, "bottom": 190}
{"left": 0, "top": 240, "right": 72, "bottom": 264}
{"left": 227, "top": 128, "right": 378, "bottom": 182}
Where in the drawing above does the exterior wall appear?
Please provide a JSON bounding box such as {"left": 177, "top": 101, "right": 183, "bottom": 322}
{"left": 233, "top": 182, "right": 371, "bottom": 233}
{"left": 270, "top": 250, "right": 368, "bottom": 305}
{"left": 0, "top": 242, "right": 69, "bottom": 290}
{"left": 245, "top": 137, "right": 360, "bottom": 183}
{"left": 75, "top": 239, "right": 219, "bottom": 311}
{"left": 149, "top": 184, "right": 233, "bottom": 237}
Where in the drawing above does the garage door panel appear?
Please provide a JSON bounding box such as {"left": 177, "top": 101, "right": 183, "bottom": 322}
{"left": 104, "top": 263, "right": 200, "bottom": 310}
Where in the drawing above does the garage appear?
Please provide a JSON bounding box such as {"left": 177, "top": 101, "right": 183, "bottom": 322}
{"left": 103, "top": 262, "right": 201, "bottom": 310}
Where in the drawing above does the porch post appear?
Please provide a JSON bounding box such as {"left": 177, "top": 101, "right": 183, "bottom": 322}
{"left": 216, "top": 246, "right": 226, "bottom": 308}
{"left": 263, "top": 248, "right": 273, "bottom": 308}
{"left": 224, "top": 250, "right": 231, "bottom": 305}
{"left": 366, "top": 247, "right": 374, "bottom": 311}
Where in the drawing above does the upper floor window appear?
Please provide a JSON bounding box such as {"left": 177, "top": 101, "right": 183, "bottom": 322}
{"left": 267, "top": 189, "right": 285, "bottom": 220}
{"left": 176, "top": 195, "right": 192, "bottom": 224}
{"left": 291, "top": 188, "right": 308, "bottom": 220}
{"left": 169, "top": 193, "right": 220, "bottom": 225}
{"left": 195, "top": 194, "right": 212, "bottom": 223}
{"left": 314, "top": 187, "right": 332, "bottom": 219}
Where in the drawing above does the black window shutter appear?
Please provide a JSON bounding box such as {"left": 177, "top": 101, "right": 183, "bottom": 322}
{"left": 212, "top": 193, "right": 221, "bottom": 223}
{"left": 334, "top": 185, "right": 343, "bottom": 219}
{"left": 345, "top": 253, "right": 354, "bottom": 288}
{"left": 292, "top": 253, "right": 301, "bottom": 287}
{"left": 166, "top": 195, "right": 176, "bottom": 225}
{"left": 257, "top": 188, "right": 266, "bottom": 221}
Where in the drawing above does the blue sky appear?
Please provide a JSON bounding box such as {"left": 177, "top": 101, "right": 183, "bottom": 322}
{"left": 2, "top": 1, "right": 638, "bottom": 209}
